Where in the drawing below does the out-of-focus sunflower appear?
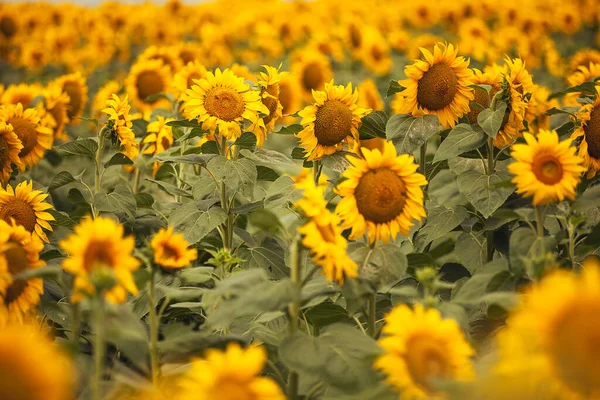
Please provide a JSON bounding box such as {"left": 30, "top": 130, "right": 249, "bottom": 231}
{"left": 54, "top": 71, "right": 88, "bottom": 124}
{"left": 0, "top": 103, "right": 53, "bottom": 171}
{"left": 0, "top": 121, "right": 22, "bottom": 184}
{"left": 572, "top": 86, "right": 600, "bottom": 178}
{"left": 143, "top": 116, "right": 174, "bottom": 175}
{"left": 103, "top": 94, "right": 139, "bottom": 160}
{"left": 343, "top": 17, "right": 365, "bottom": 57}
{"left": 137, "top": 45, "right": 183, "bottom": 74}
{"left": 306, "top": 32, "right": 344, "bottom": 62}
{"left": 92, "top": 80, "right": 121, "bottom": 118}
{"left": 407, "top": 33, "right": 443, "bottom": 60}
{"left": 151, "top": 226, "right": 197, "bottom": 269}
{"left": 126, "top": 59, "right": 172, "bottom": 117}
{"left": 0, "top": 322, "right": 74, "bottom": 399}
{"left": 564, "top": 62, "right": 600, "bottom": 106}
{"left": 357, "top": 79, "right": 384, "bottom": 111}
{"left": 525, "top": 85, "right": 558, "bottom": 133}
{"left": 59, "top": 216, "right": 140, "bottom": 304}
{"left": 466, "top": 68, "right": 501, "bottom": 125}
{"left": 509, "top": 130, "right": 584, "bottom": 205}
{"left": 296, "top": 80, "right": 370, "bottom": 161}
{"left": 387, "top": 28, "right": 410, "bottom": 53}
{"left": 0, "top": 9, "right": 19, "bottom": 42}
{"left": 42, "top": 83, "right": 70, "bottom": 141}
{"left": 278, "top": 73, "right": 303, "bottom": 124}
{"left": 374, "top": 303, "right": 475, "bottom": 399}
{"left": 407, "top": 2, "right": 441, "bottom": 29}
{"left": 569, "top": 49, "right": 600, "bottom": 73}
{"left": 172, "top": 60, "right": 207, "bottom": 101}
{"left": 0, "top": 220, "right": 44, "bottom": 327}
{"left": 18, "top": 43, "right": 47, "bottom": 72}
{"left": 458, "top": 18, "right": 492, "bottom": 62}
{"left": 229, "top": 63, "right": 257, "bottom": 83}
{"left": 335, "top": 141, "right": 427, "bottom": 244}
{"left": 176, "top": 42, "right": 203, "bottom": 65}
{"left": 0, "top": 180, "right": 55, "bottom": 243}
{"left": 555, "top": 5, "right": 582, "bottom": 35}
{"left": 0, "top": 83, "right": 41, "bottom": 108}
{"left": 177, "top": 343, "right": 285, "bottom": 400}
{"left": 360, "top": 28, "right": 392, "bottom": 76}
{"left": 253, "top": 65, "right": 285, "bottom": 146}
{"left": 291, "top": 49, "right": 333, "bottom": 99}
{"left": 182, "top": 68, "right": 268, "bottom": 141}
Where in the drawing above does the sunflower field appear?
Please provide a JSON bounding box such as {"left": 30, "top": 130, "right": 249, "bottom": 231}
{"left": 2, "top": 0, "right": 600, "bottom": 398}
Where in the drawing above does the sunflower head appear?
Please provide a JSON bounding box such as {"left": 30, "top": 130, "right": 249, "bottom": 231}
{"left": 0, "top": 83, "right": 42, "bottom": 109}
{"left": 357, "top": 79, "right": 384, "bottom": 111}
{"left": 252, "top": 65, "right": 286, "bottom": 145}
{"left": 92, "top": 80, "right": 121, "bottom": 118}
{"left": 151, "top": 227, "right": 198, "bottom": 269}
{"left": 509, "top": 130, "right": 585, "bottom": 205}
{"left": 0, "top": 121, "right": 23, "bottom": 184}
{"left": 172, "top": 60, "right": 207, "bottom": 101}
{"left": 126, "top": 59, "right": 172, "bottom": 116}
{"left": 102, "top": 94, "right": 139, "bottom": 160}
{"left": 42, "top": 83, "right": 71, "bottom": 141}
{"left": 571, "top": 86, "right": 600, "bottom": 178}
{"left": 137, "top": 45, "right": 183, "bottom": 73}
{"left": 291, "top": 49, "right": 333, "bottom": 98}
{"left": 54, "top": 71, "right": 88, "bottom": 123}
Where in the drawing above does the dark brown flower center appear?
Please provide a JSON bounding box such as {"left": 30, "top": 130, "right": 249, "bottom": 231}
{"left": 162, "top": 243, "right": 180, "bottom": 260}
{"left": 83, "top": 241, "right": 115, "bottom": 271}
{"left": 584, "top": 107, "right": 600, "bottom": 159}
{"left": 355, "top": 168, "right": 407, "bottom": 224}
{"left": 416, "top": 63, "right": 458, "bottom": 111}
{"left": 314, "top": 99, "right": 353, "bottom": 146}
{"left": 63, "top": 81, "right": 83, "bottom": 117}
{"left": 532, "top": 154, "right": 563, "bottom": 185}
{"left": 3, "top": 242, "right": 29, "bottom": 305}
{"left": 371, "top": 45, "right": 383, "bottom": 62}
{"left": 0, "top": 199, "right": 37, "bottom": 232}
{"left": 349, "top": 25, "right": 361, "bottom": 49}
{"left": 179, "top": 50, "right": 196, "bottom": 65}
{"left": 204, "top": 87, "right": 245, "bottom": 122}
{"left": 261, "top": 85, "right": 280, "bottom": 126}
{"left": 467, "top": 88, "right": 490, "bottom": 124}
{"left": 405, "top": 335, "right": 450, "bottom": 392}
{"left": 7, "top": 117, "right": 37, "bottom": 157}
{"left": 136, "top": 71, "right": 164, "bottom": 103}
{"left": 0, "top": 136, "right": 8, "bottom": 169}
{"left": 279, "top": 83, "right": 293, "bottom": 114}
{"left": 161, "top": 136, "right": 171, "bottom": 151}
{"left": 50, "top": 103, "right": 66, "bottom": 134}
{"left": 10, "top": 94, "right": 34, "bottom": 108}
{"left": 302, "top": 62, "right": 323, "bottom": 92}
{"left": 186, "top": 72, "right": 204, "bottom": 90}
{"left": 0, "top": 16, "right": 17, "bottom": 39}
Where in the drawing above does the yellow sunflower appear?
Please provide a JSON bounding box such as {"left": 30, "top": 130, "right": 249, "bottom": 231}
{"left": 569, "top": 49, "right": 600, "bottom": 73}
{"left": 151, "top": 226, "right": 198, "bottom": 269}
{"left": 488, "top": 265, "right": 600, "bottom": 399}
{"left": 406, "top": 33, "right": 443, "bottom": 60}
{"left": 458, "top": 18, "right": 493, "bottom": 62}
{"left": 54, "top": 71, "right": 88, "bottom": 123}
{"left": 0, "top": 180, "right": 55, "bottom": 244}
{"left": 296, "top": 80, "right": 370, "bottom": 161}
{"left": 525, "top": 85, "right": 558, "bottom": 133}
{"left": 230, "top": 63, "right": 257, "bottom": 83}
{"left": 374, "top": 303, "right": 475, "bottom": 399}
{"left": 278, "top": 73, "right": 303, "bottom": 124}
{"left": 253, "top": 65, "right": 285, "bottom": 146}
{"left": 137, "top": 45, "right": 183, "bottom": 74}
{"left": 0, "top": 103, "right": 53, "bottom": 171}
{"left": 177, "top": 342, "right": 285, "bottom": 400}
{"left": 172, "top": 60, "right": 207, "bottom": 101}
{"left": 466, "top": 68, "right": 502, "bottom": 125}
{"left": 59, "top": 216, "right": 141, "bottom": 304}
{"left": 103, "top": 94, "right": 139, "bottom": 160}
{"left": 0, "top": 220, "right": 44, "bottom": 327}
{"left": 0, "top": 322, "right": 74, "bottom": 400}
{"left": 335, "top": 141, "right": 427, "bottom": 244}
{"left": 126, "top": 59, "right": 172, "bottom": 117}
{"left": 0, "top": 83, "right": 41, "bottom": 109}
{"left": 394, "top": 42, "right": 474, "bottom": 129}
{"left": 0, "top": 8, "right": 19, "bottom": 42}
{"left": 176, "top": 42, "right": 203, "bottom": 65}
{"left": 182, "top": 68, "right": 268, "bottom": 141}
{"left": 42, "top": 83, "right": 71, "bottom": 141}
{"left": 360, "top": 28, "right": 392, "bottom": 76}
{"left": 0, "top": 121, "right": 22, "bottom": 184}
{"left": 291, "top": 49, "right": 333, "bottom": 99}
{"left": 508, "top": 130, "right": 585, "bottom": 205}
{"left": 357, "top": 79, "right": 384, "bottom": 111}
{"left": 92, "top": 80, "right": 121, "bottom": 118}
{"left": 143, "top": 116, "right": 174, "bottom": 175}
{"left": 564, "top": 62, "right": 600, "bottom": 106}
{"left": 572, "top": 86, "right": 600, "bottom": 178}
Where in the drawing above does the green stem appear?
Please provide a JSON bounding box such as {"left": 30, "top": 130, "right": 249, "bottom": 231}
{"left": 92, "top": 297, "right": 105, "bottom": 400}
{"left": 313, "top": 159, "right": 322, "bottom": 185}
{"left": 486, "top": 137, "right": 494, "bottom": 262}
{"left": 70, "top": 303, "right": 81, "bottom": 352}
{"left": 95, "top": 129, "right": 106, "bottom": 195}
{"left": 535, "top": 205, "right": 545, "bottom": 257}
{"left": 133, "top": 167, "right": 141, "bottom": 195}
{"left": 287, "top": 236, "right": 302, "bottom": 400}
{"left": 568, "top": 223, "right": 576, "bottom": 268}
{"left": 367, "top": 292, "right": 377, "bottom": 338}
{"left": 419, "top": 142, "right": 427, "bottom": 177}
{"left": 148, "top": 267, "right": 160, "bottom": 385}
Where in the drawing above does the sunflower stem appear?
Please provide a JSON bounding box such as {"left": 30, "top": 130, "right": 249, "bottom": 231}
{"left": 148, "top": 266, "right": 161, "bottom": 385}
{"left": 132, "top": 167, "right": 141, "bottom": 195}
{"left": 95, "top": 128, "right": 106, "bottom": 196}
{"left": 367, "top": 292, "right": 377, "bottom": 338}
{"left": 419, "top": 142, "right": 427, "bottom": 177}
{"left": 92, "top": 297, "right": 105, "bottom": 400}
{"left": 486, "top": 137, "right": 495, "bottom": 262}
{"left": 568, "top": 223, "right": 576, "bottom": 268}
{"left": 535, "top": 205, "right": 546, "bottom": 257}
{"left": 287, "top": 235, "right": 302, "bottom": 400}
{"left": 70, "top": 302, "right": 81, "bottom": 353}
{"left": 313, "top": 159, "right": 322, "bottom": 185}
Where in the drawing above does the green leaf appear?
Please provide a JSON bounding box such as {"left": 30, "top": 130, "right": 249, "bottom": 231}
{"left": 305, "top": 302, "right": 350, "bottom": 328}
{"left": 104, "top": 303, "right": 149, "bottom": 372}
{"left": 240, "top": 148, "right": 299, "bottom": 174}
{"left": 386, "top": 80, "right": 405, "bottom": 97}
{"left": 477, "top": 102, "right": 507, "bottom": 138}
{"left": 14, "top": 266, "right": 61, "bottom": 281}
{"left": 48, "top": 210, "right": 76, "bottom": 229}
{"left": 131, "top": 119, "right": 148, "bottom": 137}
{"left": 233, "top": 131, "right": 257, "bottom": 149}
{"left": 452, "top": 259, "right": 510, "bottom": 304}
{"left": 146, "top": 178, "right": 193, "bottom": 198}
{"left": 548, "top": 81, "right": 598, "bottom": 100}
{"left": 573, "top": 185, "right": 600, "bottom": 212}
{"left": 238, "top": 237, "right": 288, "bottom": 279}
{"left": 180, "top": 267, "right": 214, "bottom": 284}
{"left": 168, "top": 201, "right": 227, "bottom": 244}
{"left": 291, "top": 147, "right": 306, "bottom": 160}
{"left": 386, "top": 114, "right": 440, "bottom": 154}
{"left": 457, "top": 170, "right": 514, "bottom": 218}
{"left": 230, "top": 200, "right": 264, "bottom": 214}
{"left": 155, "top": 154, "right": 216, "bottom": 166}
{"left": 433, "top": 124, "right": 486, "bottom": 162}
{"left": 104, "top": 153, "right": 133, "bottom": 168}
{"left": 545, "top": 107, "right": 576, "bottom": 117}
{"left": 55, "top": 138, "right": 98, "bottom": 158}
{"left": 178, "top": 127, "right": 207, "bottom": 142}
{"left": 67, "top": 188, "right": 90, "bottom": 205}
{"left": 95, "top": 186, "right": 137, "bottom": 225}
{"left": 275, "top": 124, "right": 303, "bottom": 134}
{"left": 454, "top": 231, "right": 486, "bottom": 273}
{"left": 166, "top": 119, "right": 203, "bottom": 128}
{"left": 415, "top": 205, "right": 468, "bottom": 251}
{"left": 358, "top": 111, "right": 388, "bottom": 139}
{"left": 134, "top": 193, "right": 154, "bottom": 208}
{"left": 264, "top": 176, "right": 301, "bottom": 208}
{"left": 49, "top": 171, "right": 76, "bottom": 190}
{"left": 428, "top": 169, "right": 468, "bottom": 208}
{"left": 207, "top": 156, "right": 257, "bottom": 199}
{"left": 256, "top": 166, "right": 280, "bottom": 181}
{"left": 201, "top": 140, "right": 220, "bottom": 154}
{"left": 322, "top": 151, "right": 352, "bottom": 173}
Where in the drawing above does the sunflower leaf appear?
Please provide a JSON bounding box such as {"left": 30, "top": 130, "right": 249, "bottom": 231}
{"left": 233, "top": 131, "right": 257, "bottom": 149}
{"left": 457, "top": 169, "right": 514, "bottom": 218}
{"left": 104, "top": 153, "right": 133, "bottom": 168}
{"left": 477, "top": 102, "right": 507, "bottom": 138}
{"left": 49, "top": 171, "right": 76, "bottom": 190}
{"left": 207, "top": 156, "right": 257, "bottom": 199}
{"left": 414, "top": 204, "right": 468, "bottom": 251}
{"left": 55, "top": 137, "right": 98, "bottom": 159}
{"left": 166, "top": 119, "right": 204, "bottom": 129}
{"left": 386, "top": 80, "right": 405, "bottom": 97}
{"left": 433, "top": 124, "right": 486, "bottom": 162}
{"left": 358, "top": 110, "right": 388, "bottom": 139}
{"left": 155, "top": 154, "right": 215, "bottom": 166}
{"left": 386, "top": 114, "right": 440, "bottom": 154}
{"left": 168, "top": 201, "right": 227, "bottom": 244}
{"left": 548, "top": 81, "right": 598, "bottom": 100}
{"left": 275, "top": 124, "right": 303, "bottom": 135}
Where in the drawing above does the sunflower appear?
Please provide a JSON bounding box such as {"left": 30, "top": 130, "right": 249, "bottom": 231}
{"left": 374, "top": 304, "right": 475, "bottom": 399}
{"left": 556, "top": 5, "right": 582, "bottom": 35}
{"left": 42, "top": 83, "right": 71, "bottom": 141}
{"left": 357, "top": 79, "right": 384, "bottom": 111}
{"left": 230, "top": 63, "right": 257, "bottom": 83}
{"left": 509, "top": 130, "right": 585, "bottom": 205}
{"left": 59, "top": 216, "right": 140, "bottom": 304}
{"left": 151, "top": 226, "right": 197, "bottom": 269}
{"left": 18, "top": 43, "right": 47, "bottom": 72}
{"left": 569, "top": 49, "right": 600, "bottom": 73}
{"left": 172, "top": 61, "right": 207, "bottom": 101}
{"left": 489, "top": 265, "right": 600, "bottom": 399}
{"left": 176, "top": 42, "right": 203, "bottom": 65}
{"left": 143, "top": 116, "right": 174, "bottom": 175}
{"left": 564, "top": 62, "right": 600, "bottom": 106}
{"left": 0, "top": 103, "right": 53, "bottom": 171}
{"left": 458, "top": 18, "right": 492, "bottom": 62}
{"left": 126, "top": 59, "right": 172, "bottom": 117}
{"left": 253, "top": 65, "right": 285, "bottom": 146}
{"left": 394, "top": 43, "right": 474, "bottom": 129}
{"left": 182, "top": 68, "right": 268, "bottom": 141}
{"left": 0, "top": 9, "right": 19, "bottom": 41}
{"left": 54, "top": 71, "right": 88, "bottom": 123}
{"left": 466, "top": 68, "right": 502, "bottom": 125}
{"left": 137, "top": 45, "right": 183, "bottom": 74}
{"left": 0, "top": 121, "right": 22, "bottom": 184}
{"left": 360, "top": 28, "right": 392, "bottom": 76}
{"left": 0, "top": 83, "right": 41, "bottom": 108}
{"left": 103, "top": 94, "right": 139, "bottom": 160}
{"left": 177, "top": 343, "right": 285, "bottom": 400}
{"left": 572, "top": 86, "right": 600, "bottom": 178}
{"left": 92, "top": 80, "right": 121, "bottom": 118}
{"left": 278, "top": 73, "right": 302, "bottom": 124}
{"left": 296, "top": 80, "right": 370, "bottom": 161}
{"left": 0, "top": 220, "right": 44, "bottom": 327}
{"left": 407, "top": 34, "right": 444, "bottom": 60}
{"left": 291, "top": 49, "right": 333, "bottom": 99}
{"left": 335, "top": 141, "right": 427, "bottom": 244}
{"left": 525, "top": 85, "right": 558, "bottom": 133}
{"left": 0, "top": 323, "right": 74, "bottom": 400}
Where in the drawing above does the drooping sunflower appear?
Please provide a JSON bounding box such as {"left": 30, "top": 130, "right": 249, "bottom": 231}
{"left": 0, "top": 180, "right": 55, "bottom": 243}
{"left": 0, "top": 323, "right": 74, "bottom": 400}
{"left": 394, "top": 42, "right": 474, "bottom": 129}
{"left": 0, "top": 83, "right": 42, "bottom": 108}
{"left": 572, "top": 86, "right": 600, "bottom": 178}
{"left": 151, "top": 226, "right": 198, "bottom": 269}
{"left": 357, "top": 79, "right": 384, "bottom": 111}
{"left": 182, "top": 68, "right": 268, "bottom": 141}
{"left": 253, "top": 65, "right": 285, "bottom": 146}
{"left": 291, "top": 49, "right": 333, "bottom": 99}
{"left": 0, "top": 220, "right": 44, "bottom": 327}
{"left": 374, "top": 303, "right": 475, "bottom": 399}
{"left": 177, "top": 343, "right": 285, "bottom": 400}
{"left": 335, "top": 141, "right": 427, "bottom": 244}
{"left": 172, "top": 60, "right": 207, "bottom": 101}
{"left": 59, "top": 216, "right": 141, "bottom": 304}
{"left": 42, "top": 83, "right": 71, "bottom": 141}
{"left": 296, "top": 80, "right": 370, "bottom": 161}
{"left": 508, "top": 130, "right": 585, "bottom": 205}
{"left": 126, "top": 59, "right": 172, "bottom": 117}
{"left": 0, "top": 103, "right": 53, "bottom": 171}
{"left": 54, "top": 71, "right": 88, "bottom": 123}
{"left": 143, "top": 116, "right": 174, "bottom": 175}
{"left": 0, "top": 121, "right": 22, "bottom": 184}
{"left": 103, "top": 94, "right": 139, "bottom": 160}
{"left": 91, "top": 80, "right": 121, "bottom": 118}
{"left": 564, "top": 62, "right": 600, "bottom": 106}
{"left": 137, "top": 45, "right": 183, "bottom": 74}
